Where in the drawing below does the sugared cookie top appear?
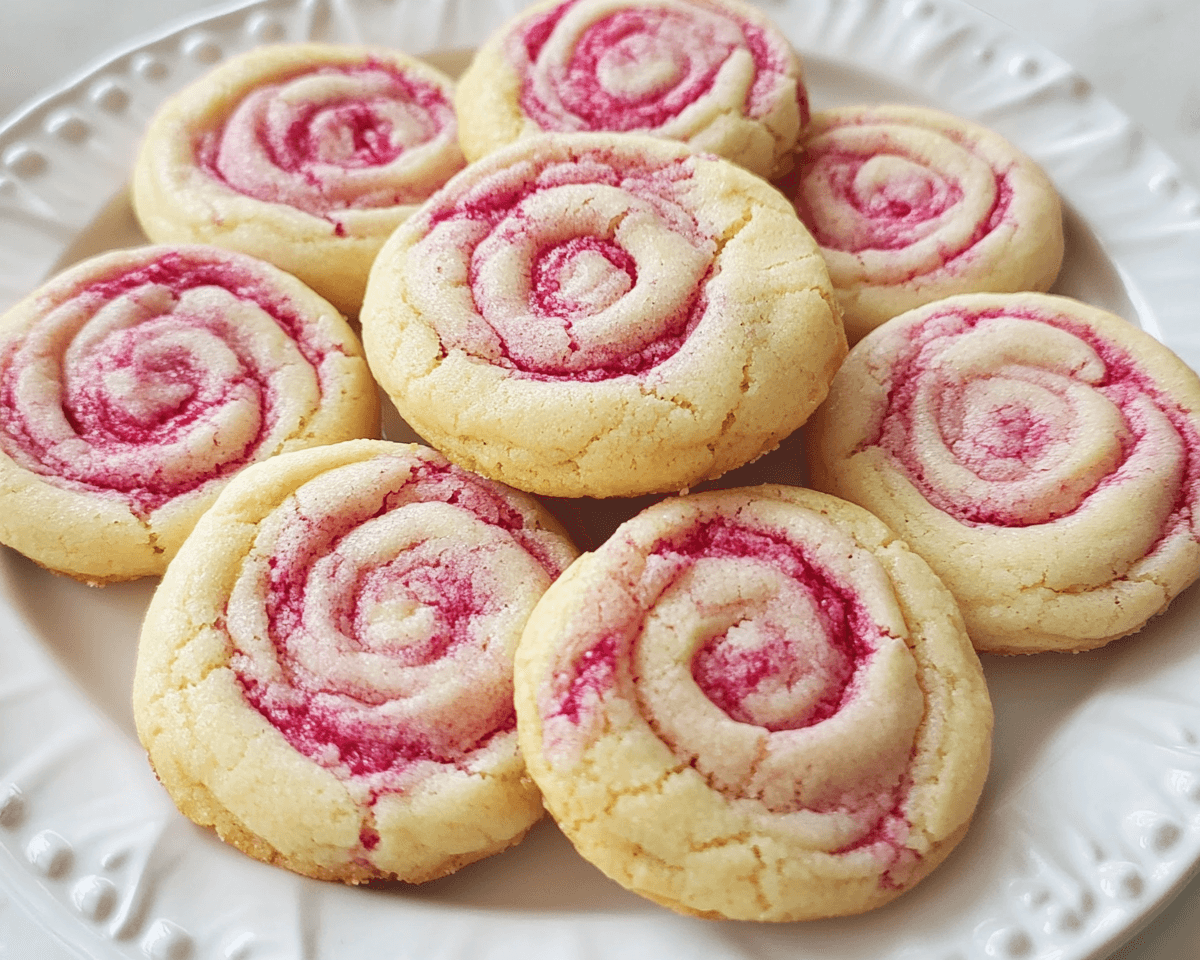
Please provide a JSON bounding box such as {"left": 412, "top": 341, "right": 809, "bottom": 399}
{"left": 360, "top": 131, "right": 845, "bottom": 498}
{"left": 778, "top": 104, "right": 1064, "bottom": 342}
{"left": 807, "top": 292, "right": 1200, "bottom": 653}
{"left": 134, "top": 439, "right": 578, "bottom": 883}
{"left": 455, "top": 0, "right": 809, "bottom": 179}
{"left": 0, "top": 244, "right": 379, "bottom": 582}
{"left": 132, "top": 43, "right": 465, "bottom": 315}
{"left": 514, "top": 484, "right": 992, "bottom": 920}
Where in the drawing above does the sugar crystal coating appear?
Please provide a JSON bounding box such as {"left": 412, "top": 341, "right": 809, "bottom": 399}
{"left": 0, "top": 244, "right": 378, "bottom": 582}
{"left": 230, "top": 454, "right": 574, "bottom": 794}
{"left": 515, "top": 485, "right": 992, "bottom": 920}
{"left": 807, "top": 292, "right": 1200, "bottom": 653}
{"left": 514, "top": 0, "right": 806, "bottom": 136}
{"left": 779, "top": 105, "right": 1064, "bottom": 342}
{"left": 456, "top": 0, "right": 808, "bottom": 179}
{"left": 199, "top": 61, "right": 459, "bottom": 218}
{"left": 3, "top": 252, "right": 340, "bottom": 508}
{"left": 135, "top": 440, "right": 578, "bottom": 883}
{"left": 415, "top": 142, "right": 710, "bottom": 380}
{"left": 132, "top": 44, "right": 466, "bottom": 314}
{"left": 361, "top": 131, "right": 845, "bottom": 498}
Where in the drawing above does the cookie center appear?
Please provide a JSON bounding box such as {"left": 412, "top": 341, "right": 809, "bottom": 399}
{"left": 691, "top": 595, "right": 856, "bottom": 731}
{"left": 852, "top": 156, "right": 950, "bottom": 224}
{"left": 297, "top": 100, "right": 408, "bottom": 168}
{"left": 595, "top": 33, "right": 685, "bottom": 99}
{"left": 533, "top": 237, "right": 636, "bottom": 318}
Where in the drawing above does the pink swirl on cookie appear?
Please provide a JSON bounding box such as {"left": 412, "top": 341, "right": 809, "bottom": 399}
{"left": 200, "top": 59, "right": 460, "bottom": 218}
{"left": 782, "top": 105, "right": 1063, "bottom": 342}
{"left": 872, "top": 304, "right": 1197, "bottom": 531}
{"left": 0, "top": 246, "right": 371, "bottom": 517}
{"left": 517, "top": 0, "right": 805, "bottom": 132}
{"left": 457, "top": 0, "right": 808, "bottom": 178}
{"left": 862, "top": 300, "right": 1200, "bottom": 548}
{"left": 134, "top": 439, "right": 578, "bottom": 882}
{"left": 405, "top": 138, "right": 713, "bottom": 381}
{"left": 516, "top": 486, "right": 991, "bottom": 918}
{"left": 131, "top": 44, "right": 466, "bottom": 316}
{"left": 544, "top": 506, "right": 923, "bottom": 857}
{"left": 361, "top": 130, "right": 844, "bottom": 498}
{"left": 805, "top": 292, "right": 1200, "bottom": 653}
{"left": 227, "top": 447, "right": 576, "bottom": 799}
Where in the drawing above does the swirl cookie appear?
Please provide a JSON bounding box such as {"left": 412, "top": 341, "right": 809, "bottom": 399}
{"left": 779, "top": 104, "right": 1064, "bottom": 343}
{"left": 132, "top": 43, "right": 465, "bottom": 316}
{"left": 360, "top": 131, "right": 845, "bottom": 499}
{"left": 133, "top": 439, "right": 579, "bottom": 883}
{"left": 455, "top": 0, "right": 809, "bottom": 179}
{"left": 806, "top": 292, "right": 1200, "bottom": 654}
{"left": 514, "top": 484, "right": 992, "bottom": 920}
{"left": 0, "top": 244, "right": 379, "bottom": 583}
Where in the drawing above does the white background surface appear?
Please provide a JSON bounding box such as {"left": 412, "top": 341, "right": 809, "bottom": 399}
{"left": 1, "top": 1, "right": 1198, "bottom": 958}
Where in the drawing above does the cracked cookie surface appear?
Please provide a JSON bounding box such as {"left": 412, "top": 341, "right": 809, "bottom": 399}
{"left": 513, "top": 484, "right": 991, "bottom": 920}
{"left": 133, "top": 439, "right": 579, "bottom": 883}
{"left": 0, "top": 244, "right": 378, "bottom": 583}
{"left": 360, "top": 131, "right": 845, "bottom": 498}
{"left": 806, "top": 292, "right": 1200, "bottom": 653}
{"left": 132, "top": 43, "right": 465, "bottom": 316}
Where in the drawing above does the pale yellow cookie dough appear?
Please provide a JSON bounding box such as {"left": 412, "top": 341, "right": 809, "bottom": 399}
{"left": 455, "top": 0, "right": 809, "bottom": 179}
{"left": 132, "top": 43, "right": 465, "bottom": 316}
{"left": 134, "top": 439, "right": 579, "bottom": 883}
{"left": 781, "top": 104, "right": 1064, "bottom": 343}
{"left": 806, "top": 292, "right": 1200, "bottom": 653}
{"left": 0, "top": 244, "right": 379, "bottom": 584}
{"left": 360, "top": 131, "right": 845, "bottom": 499}
{"left": 514, "top": 484, "right": 992, "bottom": 920}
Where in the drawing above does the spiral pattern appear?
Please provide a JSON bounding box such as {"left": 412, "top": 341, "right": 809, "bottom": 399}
{"left": 806, "top": 292, "right": 1200, "bottom": 652}
{"left": 200, "top": 58, "right": 461, "bottom": 217}
{"left": 515, "top": 486, "right": 991, "bottom": 920}
{"left": 0, "top": 245, "right": 378, "bottom": 580}
{"left": 409, "top": 141, "right": 709, "bottom": 380}
{"left": 782, "top": 105, "right": 1064, "bottom": 342}
{"left": 132, "top": 44, "right": 466, "bottom": 316}
{"left": 456, "top": 0, "right": 808, "bottom": 178}
{"left": 135, "top": 440, "right": 578, "bottom": 882}
{"left": 227, "top": 445, "right": 575, "bottom": 796}
{"left": 361, "top": 131, "right": 845, "bottom": 498}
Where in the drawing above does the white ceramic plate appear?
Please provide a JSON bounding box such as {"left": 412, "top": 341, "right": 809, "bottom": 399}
{"left": 3, "top": 1, "right": 1200, "bottom": 958}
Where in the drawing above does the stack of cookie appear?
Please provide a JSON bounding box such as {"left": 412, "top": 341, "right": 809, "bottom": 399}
{"left": 1, "top": 0, "right": 1198, "bottom": 926}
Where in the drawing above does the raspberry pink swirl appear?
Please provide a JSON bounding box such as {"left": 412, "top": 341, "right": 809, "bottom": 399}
{"left": 134, "top": 440, "right": 578, "bottom": 883}
{"left": 514, "top": 486, "right": 991, "bottom": 920}
{"left": 412, "top": 142, "right": 711, "bottom": 381}
{"left": 780, "top": 105, "right": 1064, "bottom": 343}
{"left": 0, "top": 244, "right": 379, "bottom": 582}
{"left": 806, "top": 292, "right": 1200, "bottom": 653}
{"left": 361, "top": 132, "right": 845, "bottom": 498}
{"left": 455, "top": 0, "right": 808, "bottom": 179}
{"left": 201, "top": 59, "right": 458, "bottom": 217}
{"left": 132, "top": 44, "right": 466, "bottom": 315}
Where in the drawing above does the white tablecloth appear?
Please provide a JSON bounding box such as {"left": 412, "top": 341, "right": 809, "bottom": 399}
{"left": 0, "top": 2, "right": 1197, "bottom": 958}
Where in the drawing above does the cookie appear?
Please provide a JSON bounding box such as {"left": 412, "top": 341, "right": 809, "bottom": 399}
{"left": 455, "top": 0, "right": 808, "bottom": 179}
{"left": 806, "top": 292, "right": 1200, "bottom": 654}
{"left": 132, "top": 43, "right": 465, "bottom": 316}
{"left": 133, "top": 439, "right": 579, "bottom": 884}
{"left": 0, "top": 244, "right": 379, "bottom": 584}
{"left": 360, "top": 131, "right": 845, "bottom": 499}
{"left": 778, "top": 104, "right": 1064, "bottom": 343}
{"left": 514, "top": 484, "right": 992, "bottom": 921}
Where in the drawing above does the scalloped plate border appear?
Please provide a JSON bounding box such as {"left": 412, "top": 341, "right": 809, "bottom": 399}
{"left": 2, "top": 1, "right": 1200, "bottom": 959}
